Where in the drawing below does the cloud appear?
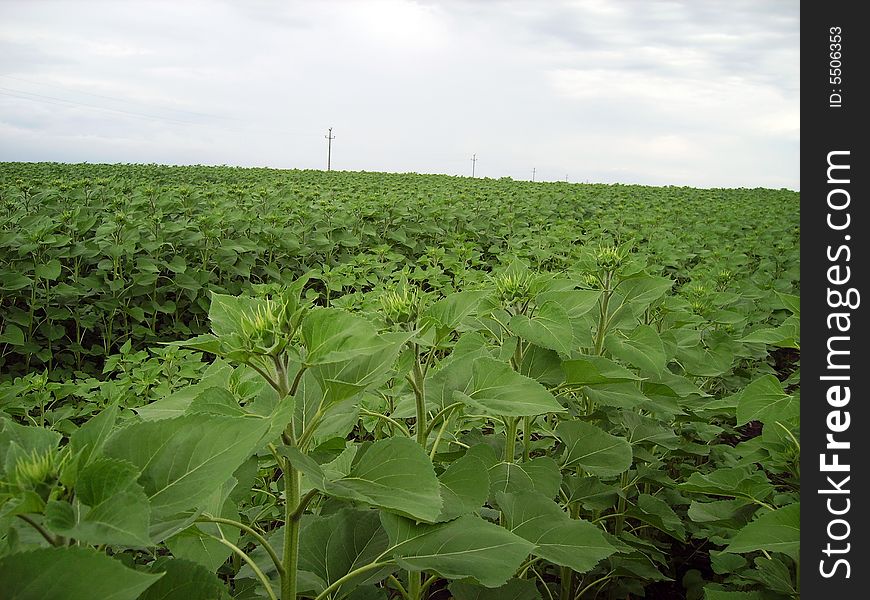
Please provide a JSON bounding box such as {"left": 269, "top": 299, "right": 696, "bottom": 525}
{"left": 0, "top": 0, "right": 799, "bottom": 189}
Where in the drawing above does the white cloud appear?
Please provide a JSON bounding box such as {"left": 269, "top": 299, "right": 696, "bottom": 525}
{"left": 0, "top": 0, "right": 799, "bottom": 189}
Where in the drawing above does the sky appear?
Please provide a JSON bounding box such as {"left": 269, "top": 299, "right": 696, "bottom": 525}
{"left": 0, "top": 0, "right": 799, "bottom": 189}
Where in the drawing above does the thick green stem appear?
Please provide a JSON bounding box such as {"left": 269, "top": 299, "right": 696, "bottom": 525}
{"left": 412, "top": 345, "right": 428, "bottom": 447}
{"left": 408, "top": 570, "right": 423, "bottom": 600}
{"left": 614, "top": 471, "right": 629, "bottom": 537}
{"left": 593, "top": 273, "right": 614, "bottom": 355}
{"left": 282, "top": 463, "right": 301, "bottom": 600}
{"left": 522, "top": 415, "right": 532, "bottom": 462}
{"left": 560, "top": 502, "right": 581, "bottom": 600}
{"left": 504, "top": 417, "right": 518, "bottom": 463}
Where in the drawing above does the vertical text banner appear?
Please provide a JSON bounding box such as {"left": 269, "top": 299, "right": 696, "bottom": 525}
{"left": 802, "top": 2, "right": 867, "bottom": 596}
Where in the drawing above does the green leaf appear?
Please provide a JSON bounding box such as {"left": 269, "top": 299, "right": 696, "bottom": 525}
{"left": 535, "top": 290, "right": 601, "bottom": 319}
{"left": 736, "top": 376, "right": 798, "bottom": 426}
{"left": 299, "top": 508, "right": 392, "bottom": 597}
{"left": 139, "top": 558, "right": 227, "bottom": 600}
{"left": 679, "top": 467, "right": 774, "bottom": 505}
{"left": 302, "top": 308, "right": 386, "bottom": 365}
{"left": 0, "top": 323, "right": 25, "bottom": 346}
{"left": 726, "top": 503, "right": 800, "bottom": 560}
{"left": 339, "top": 437, "right": 442, "bottom": 522}
{"left": 488, "top": 457, "right": 562, "bottom": 501}
{"left": 776, "top": 292, "right": 800, "bottom": 317}
{"left": 47, "top": 458, "right": 152, "bottom": 546}
{"left": 423, "top": 290, "right": 490, "bottom": 333}
{"left": 562, "top": 356, "right": 642, "bottom": 386}
{"left": 615, "top": 275, "right": 673, "bottom": 310}
{"left": 557, "top": 420, "right": 633, "bottom": 477}
{"left": 455, "top": 357, "right": 565, "bottom": 417}
{"left": 745, "top": 556, "right": 798, "bottom": 596}
{"left": 497, "top": 491, "right": 616, "bottom": 573}
{"left": 0, "top": 546, "right": 162, "bottom": 600}
{"left": 629, "top": 493, "right": 686, "bottom": 542}
{"left": 436, "top": 452, "right": 491, "bottom": 522}
{"left": 311, "top": 332, "right": 406, "bottom": 407}
{"left": 381, "top": 512, "right": 535, "bottom": 587}
{"left": 289, "top": 437, "right": 442, "bottom": 522}
{"left": 509, "top": 302, "right": 574, "bottom": 354}
{"left": 166, "top": 525, "right": 234, "bottom": 573}
{"left": 449, "top": 578, "right": 542, "bottom": 600}
{"left": 0, "top": 273, "right": 32, "bottom": 290}
{"left": 104, "top": 414, "right": 273, "bottom": 520}
{"left": 604, "top": 325, "right": 667, "bottom": 376}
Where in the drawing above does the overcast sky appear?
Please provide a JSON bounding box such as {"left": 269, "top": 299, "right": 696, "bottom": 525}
{"left": 0, "top": 1, "right": 799, "bottom": 189}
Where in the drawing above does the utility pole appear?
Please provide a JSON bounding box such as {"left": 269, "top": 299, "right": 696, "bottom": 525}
{"left": 532, "top": 167, "right": 536, "bottom": 182}
{"left": 471, "top": 153, "right": 477, "bottom": 177}
{"left": 325, "top": 127, "right": 335, "bottom": 171}
{"left": 565, "top": 174, "right": 569, "bottom": 182}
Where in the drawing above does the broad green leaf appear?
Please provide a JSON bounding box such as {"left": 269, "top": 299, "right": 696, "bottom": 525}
{"left": 518, "top": 344, "right": 565, "bottom": 386}
{"left": 0, "top": 273, "right": 32, "bottom": 290}
{"left": 739, "top": 317, "right": 800, "bottom": 349}
{"left": 302, "top": 308, "right": 385, "bottom": 365}
{"left": 381, "top": 512, "right": 535, "bottom": 587}
{"left": 139, "top": 558, "right": 227, "bottom": 600}
{"left": 679, "top": 467, "right": 774, "bottom": 505}
{"left": 289, "top": 437, "right": 442, "bottom": 522}
{"left": 687, "top": 499, "right": 754, "bottom": 523}
{"left": 709, "top": 550, "right": 747, "bottom": 575}
{"left": 614, "top": 275, "right": 673, "bottom": 310}
{"left": 584, "top": 383, "right": 648, "bottom": 410}
{"left": 497, "top": 491, "right": 616, "bottom": 573}
{"left": 61, "top": 402, "right": 119, "bottom": 485}
{"left": 563, "top": 476, "right": 619, "bottom": 512}
{"left": 0, "top": 323, "right": 25, "bottom": 345}
{"left": 776, "top": 292, "right": 800, "bottom": 317}
{"left": 561, "top": 356, "right": 642, "bottom": 386}
{"left": 455, "top": 357, "right": 565, "bottom": 417}
{"left": 449, "top": 578, "right": 542, "bottom": 600}
{"left": 745, "top": 556, "right": 798, "bottom": 596}
{"left": 187, "top": 387, "right": 247, "bottom": 417}
{"left": 423, "top": 290, "right": 490, "bottom": 332}
{"left": 0, "top": 546, "right": 162, "bottom": 600}
{"left": 509, "top": 301, "right": 574, "bottom": 354}
{"left": 46, "top": 458, "right": 151, "bottom": 546}
{"left": 736, "top": 376, "right": 798, "bottom": 426}
{"left": 166, "top": 525, "right": 233, "bottom": 573}
{"left": 35, "top": 259, "right": 62, "bottom": 281}
{"left": 604, "top": 325, "right": 667, "bottom": 376}
{"left": 628, "top": 493, "right": 686, "bottom": 541}
{"left": 298, "top": 508, "right": 392, "bottom": 597}
{"left": 557, "top": 420, "right": 632, "bottom": 477}
{"left": 726, "top": 503, "right": 800, "bottom": 560}
{"left": 338, "top": 437, "right": 442, "bottom": 522}
{"left": 104, "top": 414, "right": 273, "bottom": 519}
{"left": 311, "top": 332, "right": 406, "bottom": 406}
{"left": 535, "top": 289, "right": 601, "bottom": 319}
{"left": 436, "top": 452, "right": 491, "bottom": 521}
{"left": 488, "top": 457, "right": 562, "bottom": 501}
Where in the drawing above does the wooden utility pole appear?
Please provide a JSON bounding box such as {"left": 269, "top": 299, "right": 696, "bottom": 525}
{"left": 325, "top": 127, "right": 335, "bottom": 171}
{"left": 471, "top": 153, "right": 477, "bottom": 177}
